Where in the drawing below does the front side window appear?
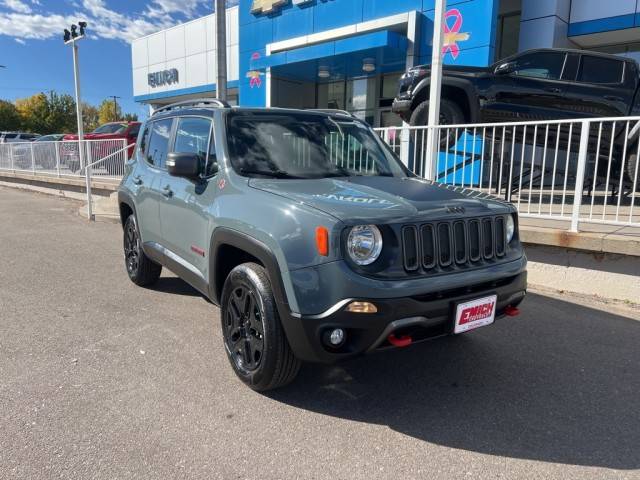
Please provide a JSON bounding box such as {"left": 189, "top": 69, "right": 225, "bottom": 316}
{"left": 225, "top": 112, "right": 407, "bottom": 179}
{"left": 173, "top": 117, "right": 212, "bottom": 175}
{"left": 578, "top": 56, "right": 624, "bottom": 84}
{"left": 146, "top": 118, "right": 173, "bottom": 168}
{"left": 512, "top": 52, "right": 565, "bottom": 80}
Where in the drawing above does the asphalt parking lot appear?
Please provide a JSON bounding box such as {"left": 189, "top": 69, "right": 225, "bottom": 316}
{"left": 1, "top": 186, "right": 639, "bottom": 480}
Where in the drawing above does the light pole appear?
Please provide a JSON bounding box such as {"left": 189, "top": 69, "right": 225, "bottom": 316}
{"left": 110, "top": 95, "right": 121, "bottom": 121}
{"left": 425, "top": 0, "right": 447, "bottom": 181}
{"left": 215, "top": 0, "right": 227, "bottom": 101}
{"left": 64, "top": 22, "right": 93, "bottom": 220}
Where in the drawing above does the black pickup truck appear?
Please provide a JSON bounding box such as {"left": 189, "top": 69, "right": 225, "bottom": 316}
{"left": 393, "top": 48, "right": 640, "bottom": 187}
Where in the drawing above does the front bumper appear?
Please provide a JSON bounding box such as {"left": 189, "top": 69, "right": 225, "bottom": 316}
{"left": 279, "top": 271, "right": 527, "bottom": 363}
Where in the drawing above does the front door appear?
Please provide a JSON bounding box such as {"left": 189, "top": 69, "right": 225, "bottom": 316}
{"left": 159, "top": 116, "right": 217, "bottom": 282}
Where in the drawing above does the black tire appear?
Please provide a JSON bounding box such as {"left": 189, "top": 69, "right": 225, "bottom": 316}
{"left": 220, "top": 262, "right": 301, "bottom": 391}
{"left": 123, "top": 215, "right": 162, "bottom": 287}
{"left": 626, "top": 151, "right": 639, "bottom": 191}
{"left": 409, "top": 98, "right": 466, "bottom": 149}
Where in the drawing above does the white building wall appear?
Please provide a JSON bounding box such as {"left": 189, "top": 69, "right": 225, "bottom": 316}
{"left": 131, "top": 6, "right": 239, "bottom": 99}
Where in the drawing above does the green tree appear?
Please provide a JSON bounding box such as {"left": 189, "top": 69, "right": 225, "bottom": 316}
{"left": 15, "top": 93, "right": 49, "bottom": 133}
{"left": 45, "top": 92, "right": 77, "bottom": 134}
{"left": 98, "top": 99, "right": 122, "bottom": 124}
{"left": 82, "top": 103, "right": 100, "bottom": 133}
{"left": 123, "top": 112, "right": 138, "bottom": 122}
{"left": 0, "top": 100, "right": 21, "bottom": 131}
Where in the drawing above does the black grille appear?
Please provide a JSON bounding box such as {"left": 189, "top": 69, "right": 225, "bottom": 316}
{"left": 401, "top": 216, "right": 509, "bottom": 273}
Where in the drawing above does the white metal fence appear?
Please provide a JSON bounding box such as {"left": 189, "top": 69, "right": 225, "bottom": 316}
{"left": 0, "top": 139, "right": 129, "bottom": 180}
{"left": 376, "top": 117, "right": 640, "bottom": 231}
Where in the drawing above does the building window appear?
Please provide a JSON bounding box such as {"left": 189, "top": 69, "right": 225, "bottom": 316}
{"left": 496, "top": 12, "right": 521, "bottom": 61}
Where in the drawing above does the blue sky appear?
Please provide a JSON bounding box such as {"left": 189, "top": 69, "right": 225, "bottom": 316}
{"left": 0, "top": 0, "right": 216, "bottom": 121}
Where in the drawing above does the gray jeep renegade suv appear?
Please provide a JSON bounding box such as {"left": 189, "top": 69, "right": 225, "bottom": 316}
{"left": 118, "top": 99, "right": 527, "bottom": 391}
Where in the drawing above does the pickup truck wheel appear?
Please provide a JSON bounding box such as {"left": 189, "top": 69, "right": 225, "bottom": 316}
{"left": 626, "top": 152, "right": 639, "bottom": 190}
{"left": 123, "top": 215, "right": 162, "bottom": 287}
{"left": 221, "top": 262, "right": 301, "bottom": 391}
{"left": 410, "top": 98, "right": 465, "bottom": 150}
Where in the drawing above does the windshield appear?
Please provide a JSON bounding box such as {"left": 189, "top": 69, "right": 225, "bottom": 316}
{"left": 92, "top": 123, "right": 127, "bottom": 134}
{"left": 226, "top": 111, "right": 407, "bottom": 179}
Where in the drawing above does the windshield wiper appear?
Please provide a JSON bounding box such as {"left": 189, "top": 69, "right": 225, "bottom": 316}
{"left": 239, "top": 167, "right": 302, "bottom": 179}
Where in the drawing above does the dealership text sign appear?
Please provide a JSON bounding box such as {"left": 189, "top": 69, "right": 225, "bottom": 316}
{"left": 148, "top": 69, "right": 179, "bottom": 88}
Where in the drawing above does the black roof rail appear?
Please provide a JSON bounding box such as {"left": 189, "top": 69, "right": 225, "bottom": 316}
{"left": 306, "top": 108, "right": 358, "bottom": 118}
{"left": 153, "top": 98, "right": 231, "bottom": 115}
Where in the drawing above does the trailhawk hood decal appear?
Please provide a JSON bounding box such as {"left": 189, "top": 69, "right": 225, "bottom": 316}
{"left": 249, "top": 176, "right": 508, "bottom": 223}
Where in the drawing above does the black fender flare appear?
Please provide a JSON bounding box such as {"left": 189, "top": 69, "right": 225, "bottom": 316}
{"left": 411, "top": 76, "right": 480, "bottom": 122}
{"left": 117, "top": 190, "right": 137, "bottom": 228}
{"left": 208, "top": 227, "right": 290, "bottom": 311}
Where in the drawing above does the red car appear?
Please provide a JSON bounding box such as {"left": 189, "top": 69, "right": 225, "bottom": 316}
{"left": 63, "top": 122, "right": 141, "bottom": 174}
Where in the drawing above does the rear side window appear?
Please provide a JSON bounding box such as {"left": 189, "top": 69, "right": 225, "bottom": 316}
{"left": 146, "top": 118, "right": 173, "bottom": 168}
{"left": 173, "top": 117, "right": 212, "bottom": 174}
{"left": 578, "top": 56, "right": 624, "bottom": 84}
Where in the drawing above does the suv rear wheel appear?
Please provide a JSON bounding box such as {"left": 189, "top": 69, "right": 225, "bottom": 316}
{"left": 123, "top": 215, "right": 162, "bottom": 286}
{"left": 221, "top": 262, "right": 301, "bottom": 391}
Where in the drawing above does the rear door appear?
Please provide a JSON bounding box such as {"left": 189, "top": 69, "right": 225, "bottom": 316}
{"left": 159, "top": 115, "right": 218, "bottom": 282}
{"left": 133, "top": 117, "right": 174, "bottom": 246}
{"left": 562, "top": 54, "right": 633, "bottom": 118}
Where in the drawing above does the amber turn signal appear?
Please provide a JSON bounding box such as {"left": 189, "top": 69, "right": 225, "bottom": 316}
{"left": 315, "top": 226, "right": 329, "bottom": 256}
{"left": 345, "top": 301, "right": 378, "bottom": 313}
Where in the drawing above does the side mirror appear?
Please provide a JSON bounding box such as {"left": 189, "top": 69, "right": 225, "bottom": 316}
{"left": 167, "top": 152, "right": 202, "bottom": 179}
{"left": 494, "top": 61, "right": 516, "bottom": 75}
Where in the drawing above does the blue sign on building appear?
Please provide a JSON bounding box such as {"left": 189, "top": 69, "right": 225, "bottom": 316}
{"left": 238, "top": 0, "right": 500, "bottom": 126}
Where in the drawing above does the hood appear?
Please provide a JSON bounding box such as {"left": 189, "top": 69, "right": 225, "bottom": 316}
{"left": 414, "top": 64, "right": 489, "bottom": 78}
{"left": 249, "top": 176, "right": 510, "bottom": 223}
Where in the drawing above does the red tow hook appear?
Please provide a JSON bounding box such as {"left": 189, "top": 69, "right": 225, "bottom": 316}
{"left": 504, "top": 305, "right": 520, "bottom": 317}
{"left": 388, "top": 333, "right": 413, "bottom": 348}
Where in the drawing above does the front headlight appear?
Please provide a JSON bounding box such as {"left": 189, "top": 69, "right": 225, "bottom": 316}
{"left": 506, "top": 215, "right": 516, "bottom": 243}
{"left": 347, "top": 225, "right": 383, "bottom": 265}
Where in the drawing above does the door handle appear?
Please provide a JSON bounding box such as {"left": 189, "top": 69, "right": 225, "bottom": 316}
{"left": 604, "top": 95, "right": 624, "bottom": 102}
{"left": 545, "top": 87, "right": 562, "bottom": 94}
{"left": 162, "top": 185, "right": 173, "bottom": 198}
{"left": 133, "top": 175, "right": 143, "bottom": 185}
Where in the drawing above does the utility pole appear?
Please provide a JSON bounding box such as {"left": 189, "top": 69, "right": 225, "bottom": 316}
{"left": 64, "top": 22, "right": 93, "bottom": 220}
{"left": 215, "top": 0, "right": 227, "bottom": 101}
{"left": 110, "top": 95, "right": 121, "bottom": 121}
{"left": 424, "top": 0, "right": 446, "bottom": 181}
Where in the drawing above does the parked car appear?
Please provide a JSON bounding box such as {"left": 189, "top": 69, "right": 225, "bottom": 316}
{"left": 393, "top": 48, "right": 640, "bottom": 189}
{"left": 118, "top": 99, "right": 527, "bottom": 391}
{"left": 0, "top": 132, "right": 40, "bottom": 143}
{"left": 63, "top": 121, "right": 141, "bottom": 174}
{"left": 34, "top": 134, "right": 66, "bottom": 142}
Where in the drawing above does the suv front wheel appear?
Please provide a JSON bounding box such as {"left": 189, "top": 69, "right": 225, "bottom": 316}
{"left": 221, "top": 262, "right": 301, "bottom": 391}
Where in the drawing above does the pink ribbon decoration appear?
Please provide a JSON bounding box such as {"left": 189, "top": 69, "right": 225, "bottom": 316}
{"left": 442, "top": 9, "right": 470, "bottom": 60}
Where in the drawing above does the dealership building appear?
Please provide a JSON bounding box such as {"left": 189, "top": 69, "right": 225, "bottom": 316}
{"left": 131, "top": 0, "right": 640, "bottom": 127}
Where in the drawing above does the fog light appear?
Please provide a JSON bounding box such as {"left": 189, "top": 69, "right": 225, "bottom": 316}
{"left": 329, "top": 328, "right": 345, "bottom": 346}
{"left": 345, "top": 301, "right": 378, "bottom": 313}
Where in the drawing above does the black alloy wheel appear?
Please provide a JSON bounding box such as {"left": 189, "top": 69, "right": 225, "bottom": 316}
{"left": 122, "top": 215, "right": 162, "bottom": 286}
{"left": 224, "top": 284, "right": 265, "bottom": 373}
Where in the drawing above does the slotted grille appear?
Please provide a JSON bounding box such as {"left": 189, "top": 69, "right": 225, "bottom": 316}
{"left": 401, "top": 216, "right": 509, "bottom": 273}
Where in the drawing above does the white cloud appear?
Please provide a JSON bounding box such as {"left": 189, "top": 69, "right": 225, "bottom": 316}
{"left": 2, "top": 0, "right": 32, "bottom": 14}
{"left": 0, "top": 0, "right": 211, "bottom": 43}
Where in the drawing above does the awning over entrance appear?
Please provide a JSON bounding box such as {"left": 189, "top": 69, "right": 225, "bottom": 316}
{"left": 253, "top": 30, "right": 408, "bottom": 82}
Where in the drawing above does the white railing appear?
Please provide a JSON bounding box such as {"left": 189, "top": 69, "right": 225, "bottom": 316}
{"left": 0, "top": 138, "right": 129, "bottom": 180}
{"left": 376, "top": 117, "right": 640, "bottom": 230}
